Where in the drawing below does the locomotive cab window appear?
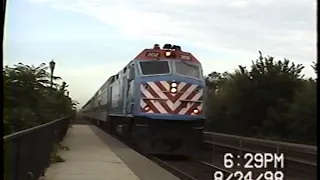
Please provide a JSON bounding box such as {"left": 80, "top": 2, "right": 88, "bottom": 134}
{"left": 175, "top": 61, "right": 200, "bottom": 79}
{"left": 140, "top": 61, "right": 170, "bottom": 75}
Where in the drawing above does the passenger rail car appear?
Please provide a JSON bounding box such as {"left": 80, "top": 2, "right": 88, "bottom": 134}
{"left": 81, "top": 44, "right": 207, "bottom": 156}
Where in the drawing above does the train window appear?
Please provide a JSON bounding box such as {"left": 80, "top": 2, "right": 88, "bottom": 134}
{"left": 175, "top": 61, "right": 200, "bottom": 79}
{"left": 140, "top": 61, "right": 170, "bottom": 75}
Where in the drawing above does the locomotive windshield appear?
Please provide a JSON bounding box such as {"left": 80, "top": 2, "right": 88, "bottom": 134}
{"left": 140, "top": 61, "right": 170, "bottom": 75}
{"left": 175, "top": 61, "right": 200, "bottom": 79}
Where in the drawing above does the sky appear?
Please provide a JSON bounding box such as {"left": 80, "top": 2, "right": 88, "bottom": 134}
{"left": 3, "top": 0, "right": 317, "bottom": 109}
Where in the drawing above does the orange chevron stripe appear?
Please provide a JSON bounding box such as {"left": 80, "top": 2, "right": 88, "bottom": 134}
{"left": 144, "top": 99, "right": 161, "bottom": 113}
{"left": 185, "top": 102, "right": 201, "bottom": 115}
{"left": 140, "top": 81, "right": 203, "bottom": 115}
{"left": 155, "top": 81, "right": 192, "bottom": 103}
{"left": 146, "top": 85, "right": 173, "bottom": 113}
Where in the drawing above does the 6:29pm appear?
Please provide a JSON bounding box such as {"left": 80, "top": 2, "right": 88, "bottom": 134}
{"left": 224, "top": 153, "right": 285, "bottom": 169}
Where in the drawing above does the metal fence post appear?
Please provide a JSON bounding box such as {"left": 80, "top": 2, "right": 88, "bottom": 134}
{"left": 4, "top": 116, "right": 71, "bottom": 180}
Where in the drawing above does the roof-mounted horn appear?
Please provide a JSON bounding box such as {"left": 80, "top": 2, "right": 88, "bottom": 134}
{"left": 172, "top": 45, "right": 181, "bottom": 51}
{"left": 163, "top": 44, "right": 172, "bottom": 49}
{"left": 153, "top": 44, "right": 160, "bottom": 49}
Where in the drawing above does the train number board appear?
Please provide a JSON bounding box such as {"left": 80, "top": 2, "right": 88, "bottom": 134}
{"left": 146, "top": 52, "right": 160, "bottom": 58}
{"left": 180, "top": 54, "right": 191, "bottom": 60}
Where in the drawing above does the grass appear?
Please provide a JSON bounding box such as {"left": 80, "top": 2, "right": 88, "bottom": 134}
{"left": 49, "top": 142, "right": 69, "bottom": 163}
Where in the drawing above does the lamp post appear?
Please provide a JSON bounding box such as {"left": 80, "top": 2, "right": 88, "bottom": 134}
{"left": 49, "top": 59, "right": 56, "bottom": 88}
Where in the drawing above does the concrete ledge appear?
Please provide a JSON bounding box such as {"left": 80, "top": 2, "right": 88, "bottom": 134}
{"left": 44, "top": 125, "right": 139, "bottom": 180}
{"left": 90, "top": 125, "right": 180, "bottom": 180}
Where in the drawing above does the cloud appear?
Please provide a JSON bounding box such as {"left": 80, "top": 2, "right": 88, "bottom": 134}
{"left": 227, "top": 1, "right": 251, "bottom": 8}
{"left": 25, "top": 0, "right": 316, "bottom": 61}
{"left": 19, "top": 0, "right": 317, "bottom": 107}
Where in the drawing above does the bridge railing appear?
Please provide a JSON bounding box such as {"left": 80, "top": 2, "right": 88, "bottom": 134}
{"left": 4, "top": 116, "right": 71, "bottom": 180}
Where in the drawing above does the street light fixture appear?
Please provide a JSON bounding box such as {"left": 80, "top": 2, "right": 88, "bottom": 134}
{"left": 49, "top": 59, "right": 56, "bottom": 88}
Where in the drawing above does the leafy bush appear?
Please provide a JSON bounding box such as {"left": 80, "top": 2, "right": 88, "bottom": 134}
{"left": 205, "top": 52, "right": 317, "bottom": 145}
{"left": 3, "top": 62, "right": 78, "bottom": 135}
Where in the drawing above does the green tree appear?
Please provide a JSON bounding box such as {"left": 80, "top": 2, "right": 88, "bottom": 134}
{"left": 280, "top": 63, "right": 317, "bottom": 144}
{"left": 249, "top": 52, "right": 305, "bottom": 138}
{"left": 3, "top": 62, "right": 77, "bottom": 135}
{"left": 205, "top": 51, "right": 316, "bottom": 144}
{"left": 282, "top": 78, "right": 317, "bottom": 144}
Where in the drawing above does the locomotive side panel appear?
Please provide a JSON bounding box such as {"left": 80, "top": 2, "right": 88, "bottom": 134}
{"left": 82, "top": 76, "right": 114, "bottom": 121}
{"left": 109, "top": 75, "right": 122, "bottom": 115}
{"left": 108, "top": 62, "right": 135, "bottom": 117}
{"left": 126, "top": 79, "right": 135, "bottom": 115}
{"left": 95, "top": 79, "right": 112, "bottom": 121}
{"left": 124, "top": 62, "right": 137, "bottom": 116}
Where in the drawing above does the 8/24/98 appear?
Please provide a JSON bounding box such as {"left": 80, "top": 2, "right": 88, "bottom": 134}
{"left": 212, "top": 171, "right": 284, "bottom": 180}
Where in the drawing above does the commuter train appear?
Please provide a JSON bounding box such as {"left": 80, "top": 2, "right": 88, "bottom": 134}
{"left": 81, "top": 44, "right": 207, "bottom": 156}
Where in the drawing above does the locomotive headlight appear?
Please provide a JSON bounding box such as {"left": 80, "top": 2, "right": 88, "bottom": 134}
{"left": 165, "top": 51, "right": 171, "bottom": 56}
{"left": 171, "top": 82, "right": 177, "bottom": 88}
{"left": 170, "top": 87, "right": 177, "bottom": 93}
{"left": 193, "top": 108, "right": 199, "bottom": 114}
{"left": 144, "top": 105, "right": 150, "bottom": 111}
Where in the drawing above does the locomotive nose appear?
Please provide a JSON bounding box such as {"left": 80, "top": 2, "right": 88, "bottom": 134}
{"left": 140, "top": 80, "right": 203, "bottom": 116}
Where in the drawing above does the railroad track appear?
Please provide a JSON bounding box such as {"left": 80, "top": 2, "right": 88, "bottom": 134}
{"left": 88, "top": 120, "right": 228, "bottom": 180}
{"left": 86, "top": 119, "right": 316, "bottom": 180}
{"left": 151, "top": 156, "right": 232, "bottom": 180}
{"left": 203, "top": 132, "right": 317, "bottom": 165}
